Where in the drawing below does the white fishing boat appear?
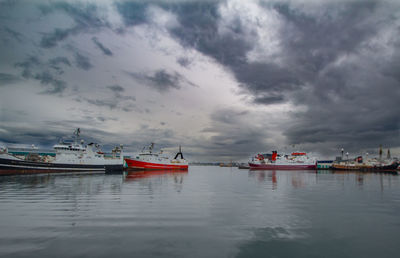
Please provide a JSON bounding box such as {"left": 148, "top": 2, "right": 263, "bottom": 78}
{"left": 0, "top": 129, "right": 123, "bottom": 175}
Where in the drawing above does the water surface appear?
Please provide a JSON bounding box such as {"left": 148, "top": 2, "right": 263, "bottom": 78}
{"left": 0, "top": 167, "right": 399, "bottom": 257}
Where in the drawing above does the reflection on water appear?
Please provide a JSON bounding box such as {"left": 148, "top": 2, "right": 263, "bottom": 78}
{"left": 248, "top": 170, "right": 319, "bottom": 189}
{"left": 123, "top": 169, "right": 188, "bottom": 193}
{"left": 124, "top": 169, "right": 188, "bottom": 181}
{"left": 0, "top": 167, "right": 400, "bottom": 258}
{"left": 248, "top": 169, "right": 398, "bottom": 191}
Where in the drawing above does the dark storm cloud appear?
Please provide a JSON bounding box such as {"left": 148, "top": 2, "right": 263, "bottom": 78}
{"left": 0, "top": 73, "right": 20, "bottom": 86}
{"left": 14, "top": 56, "right": 41, "bottom": 78}
{"left": 234, "top": 62, "right": 300, "bottom": 97}
{"left": 2, "top": 26, "right": 23, "bottom": 43}
{"left": 74, "top": 52, "right": 92, "bottom": 70}
{"left": 86, "top": 98, "right": 118, "bottom": 109}
{"left": 0, "top": 123, "right": 120, "bottom": 150}
{"left": 14, "top": 56, "right": 67, "bottom": 94}
{"left": 39, "top": 2, "right": 110, "bottom": 48}
{"left": 253, "top": 94, "right": 285, "bottom": 105}
{"left": 210, "top": 109, "right": 249, "bottom": 125}
{"left": 176, "top": 56, "right": 192, "bottom": 68}
{"left": 197, "top": 108, "right": 269, "bottom": 160}
{"left": 0, "top": 125, "right": 69, "bottom": 146}
{"left": 40, "top": 27, "right": 77, "bottom": 48}
{"left": 107, "top": 84, "right": 124, "bottom": 93}
{"left": 121, "top": 124, "right": 177, "bottom": 152}
{"left": 34, "top": 71, "right": 67, "bottom": 94}
{"left": 115, "top": 1, "right": 250, "bottom": 67}
{"left": 92, "top": 37, "right": 113, "bottom": 56}
{"left": 135, "top": 0, "right": 399, "bottom": 154}
{"left": 107, "top": 84, "right": 136, "bottom": 101}
{"left": 126, "top": 69, "right": 197, "bottom": 92}
{"left": 268, "top": 1, "right": 400, "bottom": 153}
{"left": 83, "top": 84, "right": 135, "bottom": 111}
{"left": 114, "top": 1, "right": 149, "bottom": 26}
{"left": 166, "top": 1, "right": 251, "bottom": 67}
{"left": 48, "top": 56, "right": 71, "bottom": 74}
{"left": 49, "top": 56, "right": 71, "bottom": 67}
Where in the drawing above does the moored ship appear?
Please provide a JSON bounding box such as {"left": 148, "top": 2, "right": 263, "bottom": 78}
{"left": 0, "top": 129, "right": 124, "bottom": 175}
{"left": 331, "top": 147, "right": 399, "bottom": 172}
{"left": 331, "top": 157, "right": 399, "bottom": 172}
{"left": 248, "top": 151, "right": 317, "bottom": 170}
{"left": 124, "top": 143, "right": 188, "bottom": 170}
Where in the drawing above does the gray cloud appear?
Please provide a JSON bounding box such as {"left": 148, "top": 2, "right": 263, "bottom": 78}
{"left": 14, "top": 56, "right": 41, "bottom": 78}
{"left": 2, "top": 26, "right": 23, "bottom": 43}
{"left": 86, "top": 98, "right": 117, "bottom": 109}
{"left": 83, "top": 84, "right": 136, "bottom": 111}
{"left": 114, "top": 1, "right": 149, "bottom": 26}
{"left": 145, "top": 0, "right": 400, "bottom": 154}
{"left": 74, "top": 52, "right": 92, "bottom": 70}
{"left": 176, "top": 56, "right": 192, "bottom": 68}
{"left": 0, "top": 73, "right": 21, "bottom": 86}
{"left": 0, "top": 123, "right": 121, "bottom": 151}
{"left": 107, "top": 84, "right": 136, "bottom": 101}
{"left": 34, "top": 71, "right": 67, "bottom": 94}
{"left": 14, "top": 56, "right": 67, "bottom": 94}
{"left": 167, "top": 1, "right": 251, "bottom": 67}
{"left": 0, "top": 125, "right": 69, "bottom": 146}
{"left": 48, "top": 56, "right": 71, "bottom": 74}
{"left": 39, "top": 2, "right": 110, "bottom": 48}
{"left": 126, "top": 69, "right": 196, "bottom": 92}
{"left": 107, "top": 84, "right": 124, "bottom": 93}
{"left": 92, "top": 37, "right": 113, "bottom": 56}
{"left": 40, "top": 27, "right": 77, "bottom": 48}
{"left": 253, "top": 94, "right": 285, "bottom": 105}
{"left": 49, "top": 56, "right": 71, "bottom": 67}
{"left": 195, "top": 108, "right": 270, "bottom": 160}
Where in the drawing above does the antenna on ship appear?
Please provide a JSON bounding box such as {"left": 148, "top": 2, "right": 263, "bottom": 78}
{"left": 387, "top": 149, "right": 391, "bottom": 159}
{"left": 379, "top": 145, "right": 383, "bottom": 160}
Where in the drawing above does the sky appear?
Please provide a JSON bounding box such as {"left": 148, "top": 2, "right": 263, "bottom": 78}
{"left": 0, "top": 0, "right": 399, "bottom": 162}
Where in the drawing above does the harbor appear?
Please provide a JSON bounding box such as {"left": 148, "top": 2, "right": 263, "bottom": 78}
{"left": 1, "top": 130, "right": 399, "bottom": 176}
{"left": 1, "top": 1, "right": 399, "bottom": 257}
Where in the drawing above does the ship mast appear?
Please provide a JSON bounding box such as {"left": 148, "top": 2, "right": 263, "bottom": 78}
{"left": 73, "top": 128, "right": 81, "bottom": 145}
{"left": 174, "top": 145, "right": 184, "bottom": 160}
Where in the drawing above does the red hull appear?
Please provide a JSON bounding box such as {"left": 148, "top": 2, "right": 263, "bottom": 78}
{"left": 249, "top": 163, "right": 317, "bottom": 170}
{"left": 124, "top": 158, "right": 188, "bottom": 170}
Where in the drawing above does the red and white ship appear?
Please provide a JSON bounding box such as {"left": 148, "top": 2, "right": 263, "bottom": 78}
{"left": 124, "top": 143, "right": 188, "bottom": 170}
{"left": 248, "top": 151, "right": 317, "bottom": 170}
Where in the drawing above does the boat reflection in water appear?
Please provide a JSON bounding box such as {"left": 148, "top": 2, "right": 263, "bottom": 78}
{"left": 123, "top": 169, "right": 188, "bottom": 193}
{"left": 123, "top": 169, "right": 188, "bottom": 181}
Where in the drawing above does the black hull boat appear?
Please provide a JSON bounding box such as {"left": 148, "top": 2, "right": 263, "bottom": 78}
{"left": 0, "top": 155, "right": 120, "bottom": 176}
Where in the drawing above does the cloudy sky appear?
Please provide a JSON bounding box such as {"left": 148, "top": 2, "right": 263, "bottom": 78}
{"left": 0, "top": 0, "right": 399, "bottom": 161}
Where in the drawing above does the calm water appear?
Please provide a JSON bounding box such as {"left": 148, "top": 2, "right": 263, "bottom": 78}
{"left": 1, "top": 167, "right": 400, "bottom": 258}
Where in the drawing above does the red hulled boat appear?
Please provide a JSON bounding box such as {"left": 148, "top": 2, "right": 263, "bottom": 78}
{"left": 124, "top": 143, "right": 188, "bottom": 170}
{"left": 249, "top": 151, "right": 317, "bottom": 170}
